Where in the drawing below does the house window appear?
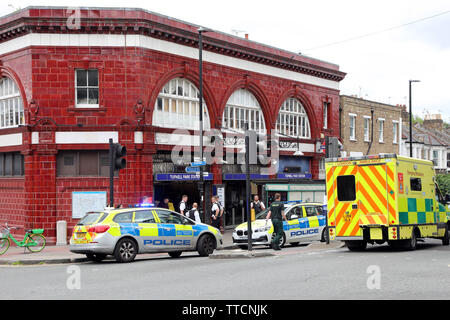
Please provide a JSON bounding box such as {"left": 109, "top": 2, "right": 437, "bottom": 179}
{"left": 75, "top": 69, "right": 99, "bottom": 108}
{"left": 0, "top": 77, "right": 24, "bottom": 128}
{"left": 223, "top": 89, "right": 266, "bottom": 133}
{"left": 393, "top": 121, "right": 398, "bottom": 144}
{"left": 323, "top": 102, "right": 329, "bottom": 129}
{"left": 153, "top": 78, "right": 210, "bottom": 130}
{"left": 275, "top": 98, "right": 310, "bottom": 138}
{"left": 363, "top": 117, "right": 370, "bottom": 142}
{"left": 378, "top": 119, "right": 384, "bottom": 143}
{"left": 432, "top": 150, "right": 439, "bottom": 166}
{"left": 57, "top": 150, "right": 111, "bottom": 177}
{"left": 0, "top": 152, "right": 24, "bottom": 177}
{"left": 349, "top": 114, "right": 356, "bottom": 140}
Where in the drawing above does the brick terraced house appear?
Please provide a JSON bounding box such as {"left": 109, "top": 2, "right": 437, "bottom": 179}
{"left": 0, "top": 7, "right": 345, "bottom": 242}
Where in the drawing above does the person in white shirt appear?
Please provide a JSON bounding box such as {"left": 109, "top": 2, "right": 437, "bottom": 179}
{"left": 179, "top": 195, "right": 188, "bottom": 215}
{"left": 188, "top": 202, "right": 202, "bottom": 224}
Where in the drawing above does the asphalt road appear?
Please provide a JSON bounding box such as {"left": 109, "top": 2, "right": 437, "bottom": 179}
{"left": 1, "top": 239, "right": 449, "bottom": 300}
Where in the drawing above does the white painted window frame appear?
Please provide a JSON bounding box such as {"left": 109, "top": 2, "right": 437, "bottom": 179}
{"left": 0, "top": 77, "right": 24, "bottom": 129}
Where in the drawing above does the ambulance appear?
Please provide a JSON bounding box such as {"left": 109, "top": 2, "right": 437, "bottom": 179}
{"left": 325, "top": 154, "right": 450, "bottom": 251}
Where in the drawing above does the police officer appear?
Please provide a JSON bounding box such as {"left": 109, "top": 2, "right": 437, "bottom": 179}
{"left": 265, "top": 193, "right": 287, "bottom": 250}
{"left": 210, "top": 196, "right": 222, "bottom": 230}
{"left": 179, "top": 195, "right": 188, "bottom": 216}
{"left": 251, "top": 195, "right": 265, "bottom": 216}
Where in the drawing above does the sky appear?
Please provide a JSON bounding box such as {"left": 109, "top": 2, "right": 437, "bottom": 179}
{"left": 1, "top": 0, "right": 449, "bottom": 122}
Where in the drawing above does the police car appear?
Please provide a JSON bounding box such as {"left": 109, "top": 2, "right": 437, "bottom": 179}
{"left": 232, "top": 202, "right": 327, "bottom": 248}
{"left": 70, "top": 206, "right": 223, "bottom": 262}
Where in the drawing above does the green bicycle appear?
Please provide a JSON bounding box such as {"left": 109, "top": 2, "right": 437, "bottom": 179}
{"left": 0, "top": 223, "right": 46, "bottom": 255}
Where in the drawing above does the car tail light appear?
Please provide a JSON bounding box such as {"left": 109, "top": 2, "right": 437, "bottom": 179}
{"left": 88, "top": 225, "right": 110, "bottom": 233}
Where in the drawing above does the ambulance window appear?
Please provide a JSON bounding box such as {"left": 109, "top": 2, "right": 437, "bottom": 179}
{"left": 134, "top": 210, "right": 156, "bottom": 223}
{"left": 113, "top": 211, "right": 133, "bottom": 223}
{"left": 337, "top": 175, "right": 356, "bottom": 201}
{"left": 410, "top": 178, "right": 422, "bottom": 191}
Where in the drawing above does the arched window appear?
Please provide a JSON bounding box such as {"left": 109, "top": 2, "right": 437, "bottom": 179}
{"left": 0, "top": 77, "right": 24, "bottom": 129}
{"left": 153, "top": 78, "right": 210, "bottom": 130}
{"left": 276, "top": 98, "right": 311, "bottom": 138}
{"left": 222, "top": 89, "right": 266, "bottom": 133}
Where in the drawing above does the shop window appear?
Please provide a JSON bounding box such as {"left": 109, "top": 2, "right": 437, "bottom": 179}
{"left": 223, "top": 89, "right": 266, "bottom": 133}
{"left": 276, "top": 98, "right": 310, "bottom": 138}
{"left": 75, "top": 69, "right": 99, "bottom": 108}
{"left": 57, "top": 150, "right": 111, "bottom": 177}
{"left": 153, "top": 78, "right": 210, "bottom": 130}
{"left": 337, "top": 175, "right": 356, "bottom": 201}
{"left": 0, "top": 152, "right": 24, "bottom": 177}
{"left": 0, "top": 77, "right": 24, "bottom": 128}
{"left": 410, "top": 178, "right": 422, "bottom": 192}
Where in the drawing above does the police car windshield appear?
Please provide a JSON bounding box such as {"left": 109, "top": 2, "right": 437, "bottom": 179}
{"left": 255, "top": 204, "right": 295, "bottom": 220}
{"left": 77, "top": 212, "right": 105, "bottom": 225}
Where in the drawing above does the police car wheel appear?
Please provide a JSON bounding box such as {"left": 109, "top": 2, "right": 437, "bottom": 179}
{"left": 169, "top": 251, "right": 182, "bottom": 258}
{"left": 271, "top": 233, "right": 286, "bottom": 248}
{"left": 321, "top": 228, "right": 329, "bottom": 243}
{"left": 86, "top": 253, "right": 107, "bottom": 262}
{"left": 114, "top": 238, "right": 137, "bottom": 263}
{"left": 197, "top": 234, "right": 215, "bottom": 257}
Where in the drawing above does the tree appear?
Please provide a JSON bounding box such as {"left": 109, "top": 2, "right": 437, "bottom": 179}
{"left": 436, "top": 174, "right": 450, "bottom": 196}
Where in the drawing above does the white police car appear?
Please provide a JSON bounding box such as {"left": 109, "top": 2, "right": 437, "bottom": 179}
{"left": 232, "top": 202, "right": 327, "bottom": 248}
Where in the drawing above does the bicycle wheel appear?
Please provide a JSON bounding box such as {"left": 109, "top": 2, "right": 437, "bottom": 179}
{"left": 0, "top": 238, "right": 10, "bottom": 255}
{"left": 26, "top": 234, "right": 46, "bottom": 253}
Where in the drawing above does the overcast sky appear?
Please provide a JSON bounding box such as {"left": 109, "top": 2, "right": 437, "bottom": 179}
{"left": 1, "top": 0, "right": 449, "bottom": 122}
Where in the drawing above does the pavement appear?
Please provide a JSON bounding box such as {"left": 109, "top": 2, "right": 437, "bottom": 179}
{"left": 0, "top": 229, "right": 343, "bottom": 265}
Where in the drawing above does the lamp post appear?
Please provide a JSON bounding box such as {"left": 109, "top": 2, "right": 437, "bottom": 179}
{"left": 409, "top": 80, "right": 420, "bottom": 157}
{"left": 198, "top": 27, "right": 212, "bottom": 221}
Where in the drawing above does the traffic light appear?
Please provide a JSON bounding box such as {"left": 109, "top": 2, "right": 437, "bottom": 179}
{"left": 112, "top": 143, "right": 127, "bottom": 170}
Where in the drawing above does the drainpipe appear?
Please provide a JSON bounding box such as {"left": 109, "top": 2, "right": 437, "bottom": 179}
{"left": 366, "top": 108, "right": 374, "bottom": 155}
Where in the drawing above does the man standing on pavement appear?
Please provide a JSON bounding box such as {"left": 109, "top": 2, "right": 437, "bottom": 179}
{"left": 179, "top": 195, "right": 188, "bottom": 216}
{"left": 265, "top": 193, "right": 288, "bottom": 250}
{"left": 210, "top": 196, "right": 222, "bottom": 230}
{"left": 251, "top": 195, "right": 265, "bottom": 216}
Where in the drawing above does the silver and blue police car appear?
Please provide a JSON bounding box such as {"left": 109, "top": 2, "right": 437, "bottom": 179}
{"left": 70, "top": 206, "right": 222, "bottom": 262}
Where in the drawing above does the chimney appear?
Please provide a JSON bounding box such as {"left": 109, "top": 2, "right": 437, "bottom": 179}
{"left": 245, "top": 33, "right": 249, "bottom": 40}
{"left": 423, "top": 114, "right": 443, "bottom": 131}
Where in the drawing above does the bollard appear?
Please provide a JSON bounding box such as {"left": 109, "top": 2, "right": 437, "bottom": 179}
{"left": 56, "top": 220, "right": 67, "bottom": 246}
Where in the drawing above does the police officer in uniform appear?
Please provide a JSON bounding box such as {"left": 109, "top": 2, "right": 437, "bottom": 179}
{"left": 251, "top": 195, "right": 265, "bottom": 216}
{"left": 210, "top": 196, "right": 222, "bottom": 230}
{"left": 265, "top": 193, "right": 287, "bottom": 250}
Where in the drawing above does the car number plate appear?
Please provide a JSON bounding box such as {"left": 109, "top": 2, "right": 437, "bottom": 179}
{"left": 75, "top": 232, "right": 86, "bottom": 239}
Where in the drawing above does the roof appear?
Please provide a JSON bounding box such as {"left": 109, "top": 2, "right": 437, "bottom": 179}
{"left": 0, "top": 6, "right": 345, "bottom": 82}
{"left": 402, "top": 123, "right": 450, "bottom": 147}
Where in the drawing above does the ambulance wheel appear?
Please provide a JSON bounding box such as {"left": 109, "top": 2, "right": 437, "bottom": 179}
{"left": 442, "top": 225, "right": 449, "bottom": 246}
{"left": 345, "top": 240, "right": 367, "bottom": 251}
{"left": 168, "top": 251, "right": 182, "bottom": 258}
{"left": 403, "top": 229, "right": 418, "bottom": 251}
{"left": 86, "top": 253, "right": 107, "bottom": 262}
{"left": 114, "top": 238, "right": 137, "bottom": 263}
{"left": 197, "top": 234, "right": 216, "bottom": 257}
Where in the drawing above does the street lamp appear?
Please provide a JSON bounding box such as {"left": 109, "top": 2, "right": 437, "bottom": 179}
{"left": 198, "top": 27, "right": 213, "bottom": 222}
{"left": 409, "top": 80, "right": 420, "bottom": 158}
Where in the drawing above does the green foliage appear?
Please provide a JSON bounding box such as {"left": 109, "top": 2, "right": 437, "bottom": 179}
{"left": 436, "top": 174, "right": 450, "bottom": 196}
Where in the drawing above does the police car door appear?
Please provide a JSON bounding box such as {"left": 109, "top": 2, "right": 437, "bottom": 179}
{"left": 304, "top": 206, "right": 322, "bottom": 240}
{"left": 285, "top": 206, "right": 303, "bottom": 243}
{"left": 133, "top": 210, "right": 159, "bottom": 253}
{"left": 154, "top": 210, "right": 194, "bottom": 250}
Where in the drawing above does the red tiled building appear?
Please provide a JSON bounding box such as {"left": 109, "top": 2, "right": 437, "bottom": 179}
{"left": 0, "top": 7, "right": 345, "bottom": 242}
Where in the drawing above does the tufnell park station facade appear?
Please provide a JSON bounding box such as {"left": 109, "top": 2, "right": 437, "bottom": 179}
{"left": 0, "top": 7, "right": 345, "bottom": 242}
